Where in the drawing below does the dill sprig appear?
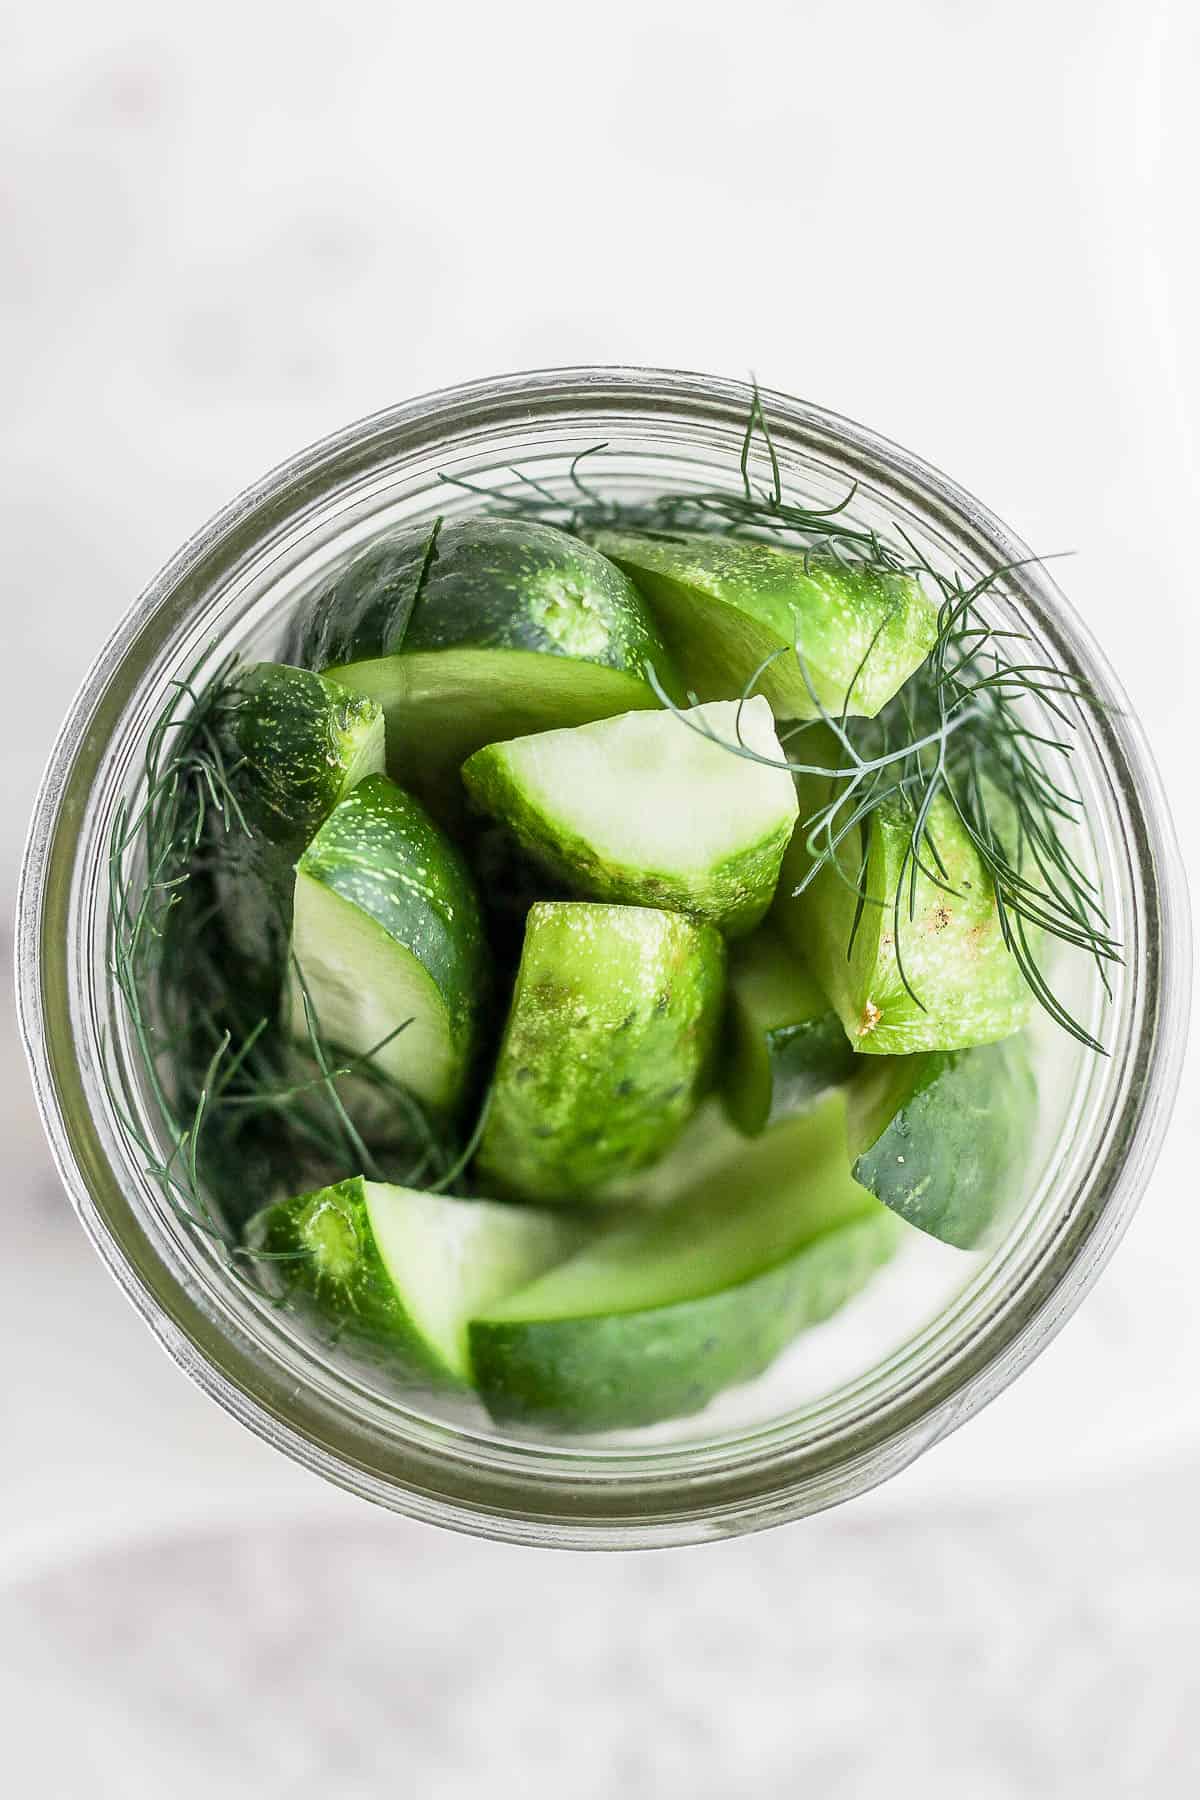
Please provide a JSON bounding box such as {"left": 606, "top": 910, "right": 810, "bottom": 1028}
{"left": 103, "top": 652, "right": 465, "bottom": 1264}
{"left": 449, "top": 386, "right": 1118, "bottom": 1051}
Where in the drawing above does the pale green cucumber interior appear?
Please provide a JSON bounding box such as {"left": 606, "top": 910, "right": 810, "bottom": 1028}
{"left": 481, "top": 698, "right": 796, "bottom": 877}
{"left": 330, "top": 649, "right": 659, "bottom": 790}
{"left": 482, "top": 1093, "right": 878, "bottom": 1323}
{"left": 363, "top": 1183, "right": 585, "bottom": 1378}
{"left": 289, "top": 871, "right": 456, "bottom": 1110}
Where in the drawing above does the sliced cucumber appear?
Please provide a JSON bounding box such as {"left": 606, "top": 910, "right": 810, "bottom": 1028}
{"left": 253, "top": 1176, "right": 587, "bottom": 1383}
{"left": 594, "top": 1097, "right": 746, "bottom": 1209}
{"left": 847, "top": 1037, "right": 1036, "bottom": 1248}
{"left": 476, "top": 901, "right": 726, "bottom": 1202}
{"left": 214, "top": 663, "right": 385, "bottom": 1004}
{"left": 289, "top": 774, "right": 487, "bottom": 1113}
{"left": 469, "top": 1092, "right": 901, "bottom": 1431}
{"left": 721, "top": 923, "right": 856, "bottom": 1135}
{"left": 462, "top": 697, "right": 798, "bottom": 936}
{"left": 590, "top": 529, "right": 936, "bottom": 720}
{"left": 775, "top": 735, "right": 1033, "bottom": 1053}
{"left": 292, "top": 517, "right": 681, "bottom": 815}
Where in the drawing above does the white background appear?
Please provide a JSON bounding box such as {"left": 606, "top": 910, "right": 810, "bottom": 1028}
{"left": 2, "top": 1, "right": 1197, "bottom": 1792}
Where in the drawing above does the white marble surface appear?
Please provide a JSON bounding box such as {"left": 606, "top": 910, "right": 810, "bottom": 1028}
{"left": 2, "top": 1, "right": 1198, "bottom": 1789}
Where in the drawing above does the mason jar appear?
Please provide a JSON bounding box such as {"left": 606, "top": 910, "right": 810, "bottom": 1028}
{"left": 16, "top": 367, "right": 1191, "bottom": 1549}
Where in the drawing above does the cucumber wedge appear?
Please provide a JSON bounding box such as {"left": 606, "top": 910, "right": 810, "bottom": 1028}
{"left": 476, "top": 902, "right": 726, "bottom": 1201}
{"left": 462, "top": 698, "right": 797, "bottom": 937}
{"left": 847, "top": 1037, "right": 1037, "bottom": 1248}
{"left": 289, "top": 774, "right": 487, "bottom": 1113}
{"left": 590, "top": 529, "right": 936, "bottom": 719}
{"left": 776, "top": 736, "right": 1033, "bottom": 1053}
{"left": 253, "top": 1176, "right": 587, "bottom": 1383}
{"left": 469, "top": 1092, "right": 901, "bottom": 1431}
{"left": 292, "top": 517, "right": 681, "bottom": 815}
{"left": 214, "top": 663, "right": 385, "bottom": 1004}
{"left": 721, "top": 924, "right": 856, "bottom": 1135}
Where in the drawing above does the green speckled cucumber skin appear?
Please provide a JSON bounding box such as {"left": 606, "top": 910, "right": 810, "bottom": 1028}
{"left": 293, "top": 774, "right": 488, "bottom": 1104}
{"left": 461, "top": 699, "right": 797, "bottom": 938}
{"left": 775, "top": 730, "right": 1033, "bottom": 1054}
{"left": 469, "top": 1095, "right": 900, "bottom": 1431}
{"left": 213, "top": 663, "right": 385, "bottom": 1004}
{"left": 253, "top": 1177, "right": 440, "bottom": 1378}
{"left": 590, "top": 529, "right": 936, "bottom": 719}
{"left": 721, "top": 925, "right": 856, "bottom": 1135}
{"left": 476, "top": 902, "right": 726, "bottom": 1202}
{"left": 847, "top": 1037, "right": 1037, "bottom": 1248}
{"left": 472, "top": 1217, "right": 896, "bottom": 1431}
{"left": 292, "top": 516, "right": 670, "bottom": 670}
{"left": 289, "top": 517, "right": 681, "bottom": 815}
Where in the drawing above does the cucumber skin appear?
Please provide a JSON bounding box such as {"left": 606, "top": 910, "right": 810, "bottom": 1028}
{"left": 296, "top": 774, "right": 488, "bottom": 1066}
{"left": 725, "top": 1013, "right": 857, "bottom": 1137}
{"left": 469, "top": 1211, "right": 899, "bottom": 1431}
{"left": 720, "top": 927, "right": 857, "bottom": 1135}
{"left": 292, "top": 516, "right": 679, "bottom": 685}
{"left": 477, "top": 903, "right": 727, "bottom": 1202}
{"left": 848, "top": 1038, "right": 1037, "bottom": 1248}
{"left": 777, "top": 735, "right": 1034, "bottom": 1054}
{"left": 462, "top": 739, "right": 792, "bottom": 937}
{"left": 213, "top": 663, "right": 385, "bottom": 1005}
{"left": 590, "top": 529, "right": 935, "bottom": 719}
{"left": 253, "top": 1177, "right": 461, "bottom": 1384}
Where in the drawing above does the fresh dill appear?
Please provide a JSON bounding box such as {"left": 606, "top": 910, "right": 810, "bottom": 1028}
{"left": 442, "top": 386, "right": 1119, "bottom": 1051}
{"left": 103, "top": 652, "right": 467, "bottom": 1265}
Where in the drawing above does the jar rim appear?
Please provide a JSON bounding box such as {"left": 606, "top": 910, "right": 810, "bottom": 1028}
{"left": 16, "top": 365, "right": 1193, "bottom": 1548}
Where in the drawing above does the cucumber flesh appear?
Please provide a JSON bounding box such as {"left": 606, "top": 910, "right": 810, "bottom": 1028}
{"left": 333, "top": 649, "right": 660, "bottom": 820}
{"left": 776, "top": 729, "right": 1033, "bottom": 1053}
{"left": 290, "top": 516, "right": 682, "bottom": 817}
{"left": 289, "top": 774, "right": 487, "bottom": 1113}
{"left": 462, "top": 697, "right": 798, "bottom": 936}
{"left": 590, "top": 529, "right": 936, "bottom": 720}
{"left": 469, "top": 1092, "right": 900, "bottom": 1431}
{"left": 847, "top": 1037, "right": 1037, "bottom": 1248}
{"left": 476, "top": 901, "right": 726, "bottom": 1202}
{"left": 721, "top": 923, "right": 856, "bottom": 1134}
{"left": 252, "top": 1176, "right": 587, "bottom": 1383}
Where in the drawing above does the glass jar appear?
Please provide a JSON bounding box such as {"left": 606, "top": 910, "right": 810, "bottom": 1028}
{"left": 17, "top": 367, "right": 1191, "bottom": 1549}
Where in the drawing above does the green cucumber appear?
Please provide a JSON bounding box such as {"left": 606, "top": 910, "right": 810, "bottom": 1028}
{"left": 469, "top": 1092, "right": 901, "bottom": 1431}
{"left": 213, "top": 663, "right": 385, "bottom": 1005}
{"left": 288, "top": 774, "right": 487, "bottom": 1113}
{"left": 462, "top": 697, "right": 798, "bottom": 937}
{"left": 476, "top": 901, "right": 726, "bottom": 1202}
{"left": 253, "top": 1176, "right": 587, "bottom": 1383}
{"left": 847, "top": 1037, "right": 1037, "bottom": 1248}
{"left": 721, "top": 923, "right": 856, "bottom": 1135}
{"left": 775, "top": 734, "right": 1033, "bottom": 1053}
{"left": 291, "top": 517, "right": 681, "bottom": 815}
{"left": 590, "top": 529, "right": 936, "bottom": 719}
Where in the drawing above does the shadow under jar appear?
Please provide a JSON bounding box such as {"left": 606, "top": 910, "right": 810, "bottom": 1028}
{"left": 17, "top": 368, "right": 1190, "bottom": 1548}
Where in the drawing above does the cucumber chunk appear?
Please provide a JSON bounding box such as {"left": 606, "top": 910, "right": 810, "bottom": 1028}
{"left": 462, "top": 698, "right": 798, "bottom": 936}
{"left": 253, "top": 1176, "right": 587, "bottom": 1383}
{"left": 847, "top": 1037, "right": 1037, "bottom": 1248}
{"left": 721, "top": 924, "right": 856, "bottom": 1135}
{"left": 476, "top": 901, "right": 726, "bottom": 1202}
{"left": 469, "top": 1092, "right": 900, "bottom": 1431}
{"left": 289, "top": 774, "right": 487, "bottom": 1113}
{"left": 776, "top": 734, "right": 1033, "bottom": 1053}
{"left": 214, "top": 663, "right": 385, "bottom": 1004}
{"left": 590, "top": 529, "right": 936, "bottom": 720}
{"left": 291, "top": 517, "right": 681, "bottom": 815}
